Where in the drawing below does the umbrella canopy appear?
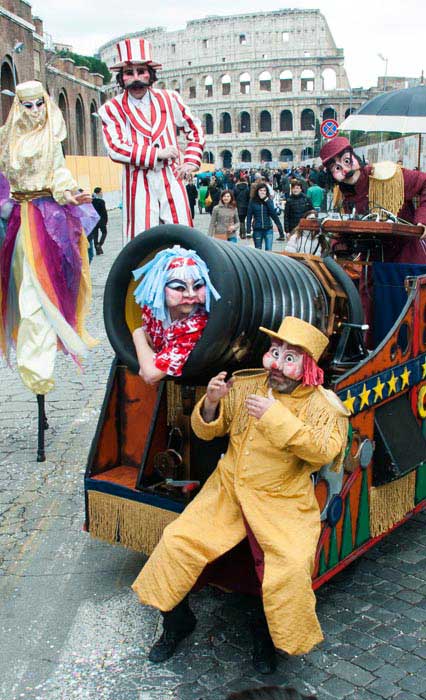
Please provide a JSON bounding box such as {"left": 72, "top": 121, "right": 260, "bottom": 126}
{"left": 340, "top": 85, "right": 426, "bottom": 133}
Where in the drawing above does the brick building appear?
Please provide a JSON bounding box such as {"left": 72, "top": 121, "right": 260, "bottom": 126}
{"left": 0, "top": 0, "right": 104, "bottom": 155}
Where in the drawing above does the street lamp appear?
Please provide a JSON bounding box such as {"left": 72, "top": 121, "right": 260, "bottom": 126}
{"left": 378, "top": 53, "right": 388, "bottom": 91}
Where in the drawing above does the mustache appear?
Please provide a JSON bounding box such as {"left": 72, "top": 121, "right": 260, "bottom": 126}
{"left": 125, "top": 79, "right": 149, "bottom": 90}
{"left": 343, "top": 170, "right": 356, "bottom": 180}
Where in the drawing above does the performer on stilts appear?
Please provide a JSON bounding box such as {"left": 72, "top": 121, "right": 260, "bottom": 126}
{"left": 0, "top": 81, "right": 98, "bottom": 461}
{"left": 99, "top": 38, "right": 205, "bottom": 238}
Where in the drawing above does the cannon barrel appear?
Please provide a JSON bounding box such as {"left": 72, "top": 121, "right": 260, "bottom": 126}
{"left": 103, "top": 224, "right": 363, "bottom": 379}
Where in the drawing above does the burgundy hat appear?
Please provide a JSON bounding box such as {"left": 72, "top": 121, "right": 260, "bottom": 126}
{"left": 320, "top": 136, "right": 352, "bottom": 166}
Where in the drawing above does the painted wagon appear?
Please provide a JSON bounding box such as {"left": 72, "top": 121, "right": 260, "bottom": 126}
{"left": 84, "top": 220, "right": 426, "bottom": 591}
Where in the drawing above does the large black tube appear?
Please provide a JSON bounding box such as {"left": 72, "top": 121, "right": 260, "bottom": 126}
{"left": 104, "top": 224, "right": 337, "bottom": 379}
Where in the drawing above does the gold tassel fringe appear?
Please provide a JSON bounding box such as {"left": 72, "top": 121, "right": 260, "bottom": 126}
{"left": 369, "top": 471, "right": 416, "bottom": 538}
{"left": 167, "top": 382, "right": 206, "bottom": 425}
{"left": 88, "top": 490, "right": 179, "bottom": 555}
{"left": 368, "top": 166, "right": 404, "bottom": 216}
{"left": 300, "top": 390, "right": 349, "bottom": 473}
{"left": 224, "top": 369, "right": 269, "bottom": 435}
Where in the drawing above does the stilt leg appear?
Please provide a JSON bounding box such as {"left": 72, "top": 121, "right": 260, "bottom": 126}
{"left": 37, "top": 394, "right": 46, "bottom": 462}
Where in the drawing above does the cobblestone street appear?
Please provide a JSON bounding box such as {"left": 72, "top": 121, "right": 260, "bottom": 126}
{"left": 1, "top": 210, "right": 426, "bottom": 700}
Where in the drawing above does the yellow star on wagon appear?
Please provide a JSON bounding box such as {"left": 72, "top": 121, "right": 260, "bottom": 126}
{"left": 372, "top": 376, "right": 386, "bottom": 402}
{"left": 422, "top": 358, "right": 426, "bottom": 379}
{"left": 387, "top": 371, "right": 399, "bottom": 395}
{"left": 343, "top": 389, "right": 356, "bottom": 414}
{"left": 359, "top": 383, "right": 371, "bottom": 409}
{"left": 400, "top": 366, "right": 411, "bottom": 389}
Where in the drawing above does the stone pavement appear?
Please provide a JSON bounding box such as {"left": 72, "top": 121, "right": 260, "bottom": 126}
{"left": 0, "top": 210, "right": 425, "bottom": 700}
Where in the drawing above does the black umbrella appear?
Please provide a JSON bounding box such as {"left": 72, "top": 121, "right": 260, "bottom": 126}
{"left": 340, "top": 84, "right": 426, "bottom": 133}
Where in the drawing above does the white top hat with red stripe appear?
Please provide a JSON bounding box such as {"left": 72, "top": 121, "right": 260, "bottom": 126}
{"left": 110, "top": 38, "right": 162, "bottom": 71}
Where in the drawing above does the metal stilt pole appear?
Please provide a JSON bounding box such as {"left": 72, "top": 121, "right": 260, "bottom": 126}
{"left": 36, "top": 394, "right": 47, "bottom": 462}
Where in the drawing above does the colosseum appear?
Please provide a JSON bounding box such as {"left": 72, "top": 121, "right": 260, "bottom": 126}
{"left": 98, "top": 9, "right": 370, "bottom": 168}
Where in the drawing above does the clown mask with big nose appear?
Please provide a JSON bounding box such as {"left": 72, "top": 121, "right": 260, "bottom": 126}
{"left": 263, "top": 340, "right": 305, "bottom": 394}
{"left": 329, "top": 150, "right": 361, "bottom": 186}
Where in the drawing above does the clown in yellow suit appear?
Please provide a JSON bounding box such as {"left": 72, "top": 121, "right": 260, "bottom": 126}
{"left": 132, "top": 317, "right": 349, "bottom": 673}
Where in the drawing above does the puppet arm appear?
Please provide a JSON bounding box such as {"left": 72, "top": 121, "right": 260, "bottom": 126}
{"left": 132, "top": 327, "right": 166, "bottom": 384}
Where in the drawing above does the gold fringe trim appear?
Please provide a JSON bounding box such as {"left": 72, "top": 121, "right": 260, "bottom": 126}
{"left": 166, "top": 382, "right": 206, "bottom": 425}
{"left": 87, "top": 490, "right": 179, "bottom": 555}
{"left": 299, "top": 389, "right": 349, "bottom": 473}
{"left": 368, "top": 165, "right": 404, "bottom": 216}
{"left": 332, "top": 185, "right": 344, "bottom": 210}
{"left": 224, "top": 369, "right": 269, "bottom": 435}
{"left": 369, "top": 471, "right": 416, "bottom": 538}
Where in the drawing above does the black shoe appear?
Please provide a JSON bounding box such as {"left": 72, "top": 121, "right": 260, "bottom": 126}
{"left": 277, "top": 236, "right": 285, "bottom": 241}
{"left": 148, "top": 608, "right": 196, "bottom": 663}
{"left": 95, "top": 245, "right": 103, "bottom": 255}
{"left": 252, "top": 631, "right": 277, "bottom": 674}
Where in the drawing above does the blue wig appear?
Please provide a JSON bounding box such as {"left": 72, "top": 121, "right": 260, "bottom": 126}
{"left": 133, "top": 245, "right": 220, "bottom": 323}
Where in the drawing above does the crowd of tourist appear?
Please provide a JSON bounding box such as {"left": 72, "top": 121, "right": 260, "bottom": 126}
{"left": 191, "top": 164, "right": 331, "bottom": 248}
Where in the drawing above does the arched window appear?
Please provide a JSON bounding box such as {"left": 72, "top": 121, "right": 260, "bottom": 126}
{"left": 279, "top": 70, "right": 292, "bottom": 93}
{"left": 186, "top": 78, "right": 196, "bottom": 99}
{"left": 204, "top": 75, "right": 213, "bottom": 98}
{"left": 220, "top": 112, "right": 232, "bottom": 134}
{"left": 157, "top": 81, "right": 166, "bottom": 89}
{"left": 323, "top": 106, "right": 337, "bottom": 121}
{"left": 239, "top": 72, "right": 250, "bottom": 95}
{"left": 322, "top": 68, "right": 337, "bottom": 91}
{"left": 58, "top": 90, "right": 70, "bottom": 154}
{"left": 221, "top": 74, "right": 231, "bottom": 96}
{"left": 301, "top": 146, "right": 313, "bottom": 160}
{"left": 259, "top": 110, "right": 271, "bottom": 132}
{"left": 300, "top": 69, "right": 315, "bottom": 92}
{"left": 259, "top": 70, "right": 271, "bottom": 92}
{"left": 345, "top": 107, "right": 356, "bottom": 119}
{"left": 1, "top": 59, "right": 14, "bottom": 124}
{"left": 260, "top": 149, "right": 272, "bottom": 163}
{"left": 170, "top": 79, "right": 180, "bottom": 93}
{"left": 239, "top": 111, "right": 251, "bottom": 133}
{"left": 203, "top": 113, "right": 214, "bottom": 135}
{"left": 220, "top": 149, "right": 232, "bottom": 168}
{"left": 90, "top": 100, "right": 98, "bottom": 156}
{"left": 75, "top": 96, "right": 86, "bottom": 155}
{"left": 280, "top": 148, "right": 293, "bottom": 162}
{"left": 301, "top": 108, "right": 315, "bottom": 131}
{"left": 203, "top": 151, "right": 215, "bottom": 164}
{"left": 280, "top": 110, "right": 293, "bottom": 131}
{"left": 241, "top": 149, "right": 251, "bottom": 163}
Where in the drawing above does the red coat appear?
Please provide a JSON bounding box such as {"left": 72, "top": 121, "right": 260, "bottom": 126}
{"left": 339, "top": 165, "right": 426, "bottom": 263}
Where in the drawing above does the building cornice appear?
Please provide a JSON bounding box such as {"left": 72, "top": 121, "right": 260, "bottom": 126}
{"left": 46, "top": 66, "right": 102, "bottom": 93}
{"left": 0, "top": 5, "right": 35, "bottom": 32}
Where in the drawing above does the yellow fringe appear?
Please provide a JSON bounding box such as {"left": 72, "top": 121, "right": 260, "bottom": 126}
{"left": 369, "top": 471, "right": 416, "bottom": 538}
{"left": 299, "top": 389, "right": 349, "bottom": 473}
{"left": 332, "top": 185, "right": 343, "bottom": 210}
{"left": 87, "top": 490, "right": 179, "bottom": 555}
{"left": 166, "top": 382, "right": 206, "bottom": 425}
{"left": 368, "top": 166, "right": 404, "bottom": 216}
{"left": 224, "top": 369, "right": 269, "bottom": 435}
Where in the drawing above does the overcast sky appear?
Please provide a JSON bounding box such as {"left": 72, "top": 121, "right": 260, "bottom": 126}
{"left": 31, "top": 0, "right": 425, "bottom": 89}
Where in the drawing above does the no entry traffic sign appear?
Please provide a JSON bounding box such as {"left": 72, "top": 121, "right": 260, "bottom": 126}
{"left": 320, "top": 119, "right": 339, "bottom": 139}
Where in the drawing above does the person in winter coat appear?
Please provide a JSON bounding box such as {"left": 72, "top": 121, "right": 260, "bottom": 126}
{"left": 132, "top": 316, "right": 349, "bottom": 674}
{"left": 185, "top": 176, "right": 198, "bottom": 219}
{"left": 247, "top": 183, "right": 284, "bottom": 250}
{"left": 206, "top": 175, "right": 221, "bottom": 215}
{"left": 284, "top": 180, "right": 314, "bottom": 234}
{"left": 208, "top": 190, "right": 240, "bottom": 242}
{"left": 197, "top": 183, "right": 208, "bottom": 214}
{"left": 234, "top": 178, "right": 250, "bottom": 238}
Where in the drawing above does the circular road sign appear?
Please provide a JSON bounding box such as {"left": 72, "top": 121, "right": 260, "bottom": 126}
{"left": 320, "top": 119, "right": 339, "bottom": 139}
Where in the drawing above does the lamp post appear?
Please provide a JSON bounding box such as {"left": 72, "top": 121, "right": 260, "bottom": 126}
{"left": 378, "top": 53, "right": 388, "bottom": 91}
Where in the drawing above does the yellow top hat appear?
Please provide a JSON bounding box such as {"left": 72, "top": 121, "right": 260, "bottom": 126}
{"left": 16, "top": 80, "right": 44, "bottom": 101}
{"left": 259, "top": 316, "right": 329, "bottom": 362}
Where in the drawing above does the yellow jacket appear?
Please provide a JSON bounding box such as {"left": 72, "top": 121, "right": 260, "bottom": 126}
{"left": 133, "top": 371, "right": 349, "bottom": 655}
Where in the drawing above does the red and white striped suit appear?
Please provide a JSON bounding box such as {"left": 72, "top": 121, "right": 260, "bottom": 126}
{"left": 99, "top": 88, "right": 205, "bottom": 238}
